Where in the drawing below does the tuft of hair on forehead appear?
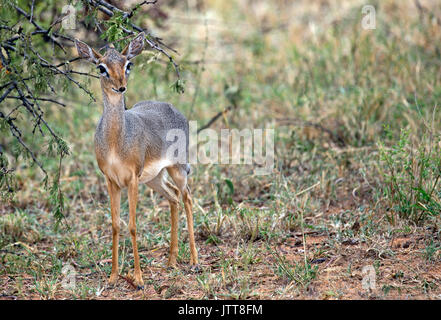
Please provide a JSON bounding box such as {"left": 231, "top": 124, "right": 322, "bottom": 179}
{"left": 104, "top": 48, "right": 126, "bottom": 63}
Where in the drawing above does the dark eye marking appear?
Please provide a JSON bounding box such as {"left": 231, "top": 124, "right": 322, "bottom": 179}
{"left": 125, "top": 62, "right": 133, "bottom": 74}
{"left": 97, "top": 64, "right": 109, "bottom": 77}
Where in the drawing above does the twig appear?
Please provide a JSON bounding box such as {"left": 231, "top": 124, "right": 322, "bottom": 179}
{"left": 11, "top": 4, "right": 69, "bottom": 52}
{"left": 125, "top": 0, "right": 158, "bottom": 19}
{"left": 295, "top": 182, "right": 321, "bottom": 197}
{"left": 0, "top": 85, "right": 15, "bottom": 105}
{"left": 6, "top": 96, "right": 66, "bottom": 107}
{"left": 30, "top": 0, "right": 35, "bottom": 23}
{"left": 118, "top": 274, "right": 138, "bottom": 290}
{"left": 0, "top": 110, "right": 47, "bottom": 175}
{"left": 197, "top": 105, "right": 235, "bottom": 133}
{"left": 85, "top": 0, "right": 180, "bottom": 77}
{"left": 0, "top": 0, "right": 179, "bottom": 182}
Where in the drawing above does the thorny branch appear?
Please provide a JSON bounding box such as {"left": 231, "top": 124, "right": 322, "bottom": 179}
{"left": 0, "top": 0, "right": 180, "bottom": 184}
{"left": 84, "top": 0, "right": 181, "bottom": 77}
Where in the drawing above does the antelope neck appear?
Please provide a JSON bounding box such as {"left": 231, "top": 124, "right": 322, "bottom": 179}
{"left": 101, "top": 90, "right": 126, "bottom": 145}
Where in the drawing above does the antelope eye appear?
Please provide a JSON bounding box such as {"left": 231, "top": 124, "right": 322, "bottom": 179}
{"left": 97, "top": 65, "right": 108, "bottom": 76}
{"left": 126, "top": 62, "right": 133, "bottom": 73}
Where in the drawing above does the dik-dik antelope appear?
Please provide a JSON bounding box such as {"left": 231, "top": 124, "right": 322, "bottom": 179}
{"left": 75, "top": 32, "right": 198, "bottom": 288}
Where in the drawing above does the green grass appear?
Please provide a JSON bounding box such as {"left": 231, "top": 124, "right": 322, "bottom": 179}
{"left": 1, "top": 0, "right": 441, "bottom": 299}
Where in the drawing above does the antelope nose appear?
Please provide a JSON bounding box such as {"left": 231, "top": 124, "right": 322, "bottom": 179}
{"left": 118, "top": 87, "right": 126, "bottom": 93}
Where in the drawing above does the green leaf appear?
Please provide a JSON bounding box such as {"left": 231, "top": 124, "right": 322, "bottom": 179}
{"left": 224, "top": 179, "right": 234, "bottom": 195}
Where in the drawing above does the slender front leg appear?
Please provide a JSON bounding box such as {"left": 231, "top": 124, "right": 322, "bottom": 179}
{"left": 106, "top": 178, "right": 121, "bottom": 285}
{"left": 183, "top": 187, "right": 198, "bottom": 265}
{"left": 128, "top": 176, "right": 144, "bottom": 288}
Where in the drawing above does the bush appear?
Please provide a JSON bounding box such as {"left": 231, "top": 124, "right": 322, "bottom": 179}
{"left": 378, "top": 125, "right": 441, "bottom": 223}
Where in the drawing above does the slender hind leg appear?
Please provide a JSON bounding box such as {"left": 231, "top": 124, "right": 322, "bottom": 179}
{"left": 167, "top": 165, "right": 198, "bottom": 265}
{"left": 182, "top": 185, "right": 198, "bottom": 265}
{"left": 146, "top": 170, "right": 180, "bottom": 267}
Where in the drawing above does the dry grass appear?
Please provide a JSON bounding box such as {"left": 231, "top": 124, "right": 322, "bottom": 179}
{"left": 1, "top": 0, "right": 441, "bottom": 300}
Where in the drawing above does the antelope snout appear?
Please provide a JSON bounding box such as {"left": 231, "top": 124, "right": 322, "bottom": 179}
{"left": 111, "top": 86, "right": 127, "bottom": 94}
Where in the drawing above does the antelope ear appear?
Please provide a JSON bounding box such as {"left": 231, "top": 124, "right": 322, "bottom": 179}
{"left": 75, "top": 39, "right": 102, "bottom": 64}
{"left": 121, "top": 32, "right": 145, "bottom": 59}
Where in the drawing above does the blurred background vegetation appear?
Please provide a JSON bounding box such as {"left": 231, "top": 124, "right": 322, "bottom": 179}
{"left": 1, "top": 0, "right": 441, "bottom": 299}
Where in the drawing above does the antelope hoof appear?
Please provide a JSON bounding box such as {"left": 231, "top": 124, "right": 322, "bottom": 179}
{"left": 190, "top": 264, "right": 201, "bottom": 273}
{"left": 167, "top": 259, "right": 177, "bottom": 269}
{"left": 190, "top": 256, "right": 199, "bottom": 266}
{"left": 109, "top": 273, "right": 118, "bottom": 286}
{"left": 134, "top": 276, "right": 144, "bottom": 289}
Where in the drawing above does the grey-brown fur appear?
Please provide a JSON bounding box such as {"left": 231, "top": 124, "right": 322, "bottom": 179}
{"left": 75, "top": 32, "right": 198, "bottom": 288}
{"left": 94, "top": 97, "right": 190, "bottom": 179}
